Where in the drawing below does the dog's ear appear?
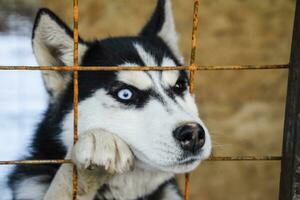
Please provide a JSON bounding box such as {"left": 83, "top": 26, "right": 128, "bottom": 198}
{"left": 140, "top": 0, "right": 183, "bottom": 63}
{"left": 32, "top": 8, "right": 87, "bottom": 100}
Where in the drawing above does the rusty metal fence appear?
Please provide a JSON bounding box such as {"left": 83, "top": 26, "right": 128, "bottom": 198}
{"left": 0, "top": 0, "right": 300, "bottom": 199}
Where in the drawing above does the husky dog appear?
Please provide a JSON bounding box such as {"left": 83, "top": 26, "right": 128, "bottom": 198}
{"left": 8, "top": 0, "right": 211, "bottom": 199}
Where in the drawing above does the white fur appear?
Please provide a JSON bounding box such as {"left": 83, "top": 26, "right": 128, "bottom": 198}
{"left": 33, "top": 13, "right": 87, "bottom": 100}
{"left": 161, "top": 57, "right": 179, "bottom": 87}
{"left": 157, "top": 0, "right": 184, "bottom": 64}
{"left": 161, "top": 70, "right": 178, "bottom": 87}
{"left": 118, "top": 52, "right": 179, "bottom": 90}
{"left": 99, "top": 167, "right": 174, "bottom": 199}
{"left": 15, "top": 176, "right": 49, "bottom": 200}
{"left": 133, "top": 43, "right": 179, "bottom": 88}
{"left": 41, "top": 71, "right": 71, "bottom": 101}
{"left": 134, "top": 43, "right": 157, "bottom": 66}
{"left": 33, "top": 14, "right": 87, "bottom": 66}
{"left": 117, "top": 71, "right": 153, "bottom": 90}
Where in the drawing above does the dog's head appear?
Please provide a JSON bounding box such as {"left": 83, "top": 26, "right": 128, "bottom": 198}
{"left": 32, "top": 0, "right": 211, "bottom": 173}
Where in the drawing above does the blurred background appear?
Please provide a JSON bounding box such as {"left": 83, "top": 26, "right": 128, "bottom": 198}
{"left": 0, "top": 0, "right": 295, "bottom": 199}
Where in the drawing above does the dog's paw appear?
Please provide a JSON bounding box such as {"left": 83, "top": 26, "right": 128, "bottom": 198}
{"left": 72, "top": 129, "right": 134, "bottom": 174}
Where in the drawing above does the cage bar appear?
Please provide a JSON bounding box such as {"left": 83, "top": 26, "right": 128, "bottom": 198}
{"left": 0, "top": 64, "right": 288, "bottom": 71}
{"left": 0, "top": 160, "right": 72, "bottom": 165}
{"left": 185, "top": 0, "right": 201, "bottom": 199}
{"left": 72, "top": 0, "right": 79, "bottom": 199}
{"left": 0, "top": 156, "right": 282, "bottom": 165}
{"left": 208, "top": 156, "right": 282, "bottom": 161}
{"left": 189, "top": 0, "right": 200, "bottom": 94}
{"left": 279, "top": 0, "right": 300, "bottom": 199}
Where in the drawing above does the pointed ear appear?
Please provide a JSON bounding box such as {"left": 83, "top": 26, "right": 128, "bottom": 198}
{"left": 32, "top": 8, "right": 88, "bottom": 100}
{"left": 140, "top": 0, "right": 183, "bottom": 63}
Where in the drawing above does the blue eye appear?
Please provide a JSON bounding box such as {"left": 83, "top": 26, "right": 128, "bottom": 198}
{"left": 117, "top": 89, "right": 133, "bottom": 100}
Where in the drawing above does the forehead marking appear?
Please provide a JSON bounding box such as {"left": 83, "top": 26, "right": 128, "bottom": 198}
{"left": 117, "top": 71, "right": 152, "bottom": 90}
{"left": 161, "top": 56, "right": 176, "bottom": 66}
{"left": 134, "top": 43, "right": 157, "bottom": 66}
{"left": 162, "top": 71, "right": 179, "bottom": 87}
{"left": 161, "top": 57, "right": 179, "bottom": 88}
{"left": 130, "top": 44, "right": 185, "bottom": 113}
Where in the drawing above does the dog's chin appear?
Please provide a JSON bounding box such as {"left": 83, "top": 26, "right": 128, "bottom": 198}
{"left": 135, "top": 157, "right": 202, "bottom": 174}
{"left": 134, "top": 150, "right": 204, "bottom": 174}
{"left": 156, "top": 159, "right": 202, "bottom": 174}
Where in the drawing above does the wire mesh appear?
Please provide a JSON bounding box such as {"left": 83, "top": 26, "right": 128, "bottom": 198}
{"left": 0, "top": 0, "right": 288, "bottom": 199}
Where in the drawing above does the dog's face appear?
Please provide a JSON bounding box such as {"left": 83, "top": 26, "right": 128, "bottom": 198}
{"left": 32, "top": 0, "right": 211, "bottom": 173}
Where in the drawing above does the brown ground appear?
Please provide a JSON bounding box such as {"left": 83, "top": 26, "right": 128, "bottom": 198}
{"left": 42, "top": 0, "right": 295, "bottom": 199}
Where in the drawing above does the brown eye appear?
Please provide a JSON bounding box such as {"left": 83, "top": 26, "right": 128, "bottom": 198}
{"left": 173, "top": 79, "right": 187, "bottom": 95}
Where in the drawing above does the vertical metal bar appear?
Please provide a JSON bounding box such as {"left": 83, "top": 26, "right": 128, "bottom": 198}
{"left": 184, "top": 173, "right": 191, "bottom": 200}
{"left": 189, "top": 0, "right": 200, "bottom": 94}
{"left": 279, "top": 0, "right": 300, "bottom": 199}
{"left": 72, "top": 0, "right": 79, "bottom": 199}
{"left": 186, "top": 1, "right": 200, "bottom": 200}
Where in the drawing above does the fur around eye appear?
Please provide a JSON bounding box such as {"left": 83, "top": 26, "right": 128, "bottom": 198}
{"left": 173, "top": 79, "right": 188, "bottom": 95}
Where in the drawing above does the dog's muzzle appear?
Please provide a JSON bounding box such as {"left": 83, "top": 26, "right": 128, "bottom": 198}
{"left": 173, "top": 123, "right": 205, "bottom": 153}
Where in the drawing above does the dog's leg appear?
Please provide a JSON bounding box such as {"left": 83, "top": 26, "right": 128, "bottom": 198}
{"left": 43, "top": 163, "right": 106, "bottom": 200}
{"left": 44, "top": 129, "right": 134, "bottom": 200}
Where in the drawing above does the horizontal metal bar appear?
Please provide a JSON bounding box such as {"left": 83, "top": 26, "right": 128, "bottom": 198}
{"left": 0, "top": 156, "right": 281, "bottom": 165}
{"left": 208, "top": 156, "right": 282, "bottom": 161}
{"left": 0, "top": 66, "right": 187, "bottom": 71}
{"left": 197, "top": 64, "right": 288, "bottom": 70}
{"left": 0, "top": 64, "right": 288, "bottom": 71}
{"left": 0, "top": 160, "right": 72, "bottom": 165}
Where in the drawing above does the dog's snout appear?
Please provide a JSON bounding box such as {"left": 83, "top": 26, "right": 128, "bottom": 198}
{"left": 173, "top": 123, "right": 205, "bottom": 153}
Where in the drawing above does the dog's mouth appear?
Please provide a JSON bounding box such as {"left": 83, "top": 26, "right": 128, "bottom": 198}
{"left": 178, "top": 158, "right": 198, "bottom": 165}
{"left": 160, "top": 158, "right": 202, "bottom": 174}
{"left": 177, "top": 149, "right": 205, "bottom": 164}
{"left": 132, "top": 147, "right": 205, "bottom": 173}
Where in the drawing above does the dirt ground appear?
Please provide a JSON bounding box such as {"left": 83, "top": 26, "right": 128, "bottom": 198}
{"left": 42, "top": 0, "right": 296, "bottom": 199}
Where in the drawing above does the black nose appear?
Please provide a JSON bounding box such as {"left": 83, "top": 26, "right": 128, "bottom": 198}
{"left": 173, "top": 123, "right": 205, "bottom": 153}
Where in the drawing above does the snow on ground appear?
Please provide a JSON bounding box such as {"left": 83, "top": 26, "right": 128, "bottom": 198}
{"left": 0, "top": 33, "right": 47, "bottom": 199}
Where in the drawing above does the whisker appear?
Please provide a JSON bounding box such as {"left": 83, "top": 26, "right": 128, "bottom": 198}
{"left": 212, "top": 144, "right": 233, "bottom": 148}
{"left": 153, "top": 147, "right": 179, "bottom": 155}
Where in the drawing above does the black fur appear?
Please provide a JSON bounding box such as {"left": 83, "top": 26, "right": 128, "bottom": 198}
{"left": 96, "top": 178, "right": 181, "bottom": 200}
{"left": 140, "top": 0, "right": 166, "bottom": 37}
{"left": 8, "top": 0, "right": 185, "bottom": 199}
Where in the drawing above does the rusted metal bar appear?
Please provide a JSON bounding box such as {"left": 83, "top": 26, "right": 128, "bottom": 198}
{"left": 208, "top": 156, "right": 282, "bottom": 161}
{"left": 0, "top": 64, "right": 289, "bottom": 71}
{"left": 0, "top": 156, "right": 281, "bottom": 166}
{"left": 279, "top": 0, "right": 300, "bottom": 199}
{"left": 184, "top": 173, "right": 191, "bottom": 200}
{"left": 186, "top": 0, "right": 200, "bottom": 199}
{"left": 189, "top": 0, "right": 200, "bottom": 94}
{"left": 73, "top": 0, "right": 79, "bottom": 68}
{"left": 0, "top": 160, "right": 72, "bottom": 165}
{"left": 72, "top": 0, "right": 79, "bottom": 199}
{"left": 196, "top": 64, "right": 288, "bottom": 70}
{"left": 72, "top": 76, "right": 79, "bottom": 200}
